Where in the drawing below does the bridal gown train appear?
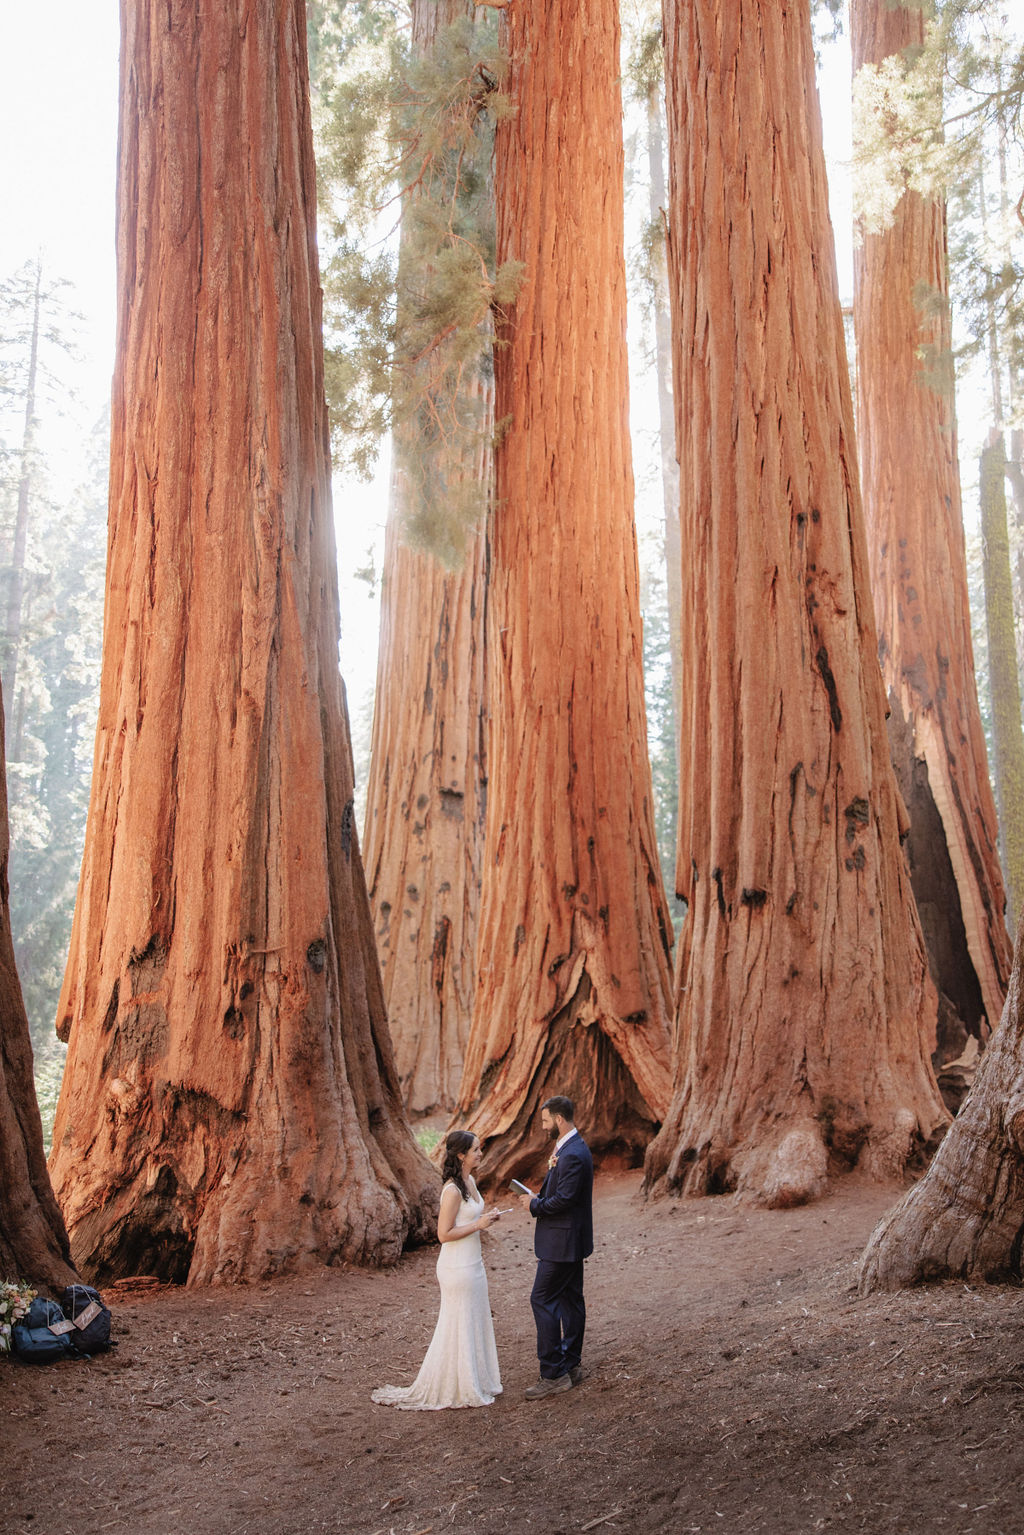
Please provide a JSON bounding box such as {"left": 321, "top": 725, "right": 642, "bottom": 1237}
{"left": 371, "top": 1185, "right": 502, "bottom": 1410}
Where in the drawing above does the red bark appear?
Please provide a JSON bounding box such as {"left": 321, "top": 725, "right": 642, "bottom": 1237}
{"left": 852, "top": 0, "right": 1011, "bottom": 1068}
{"left": 861, "top": 905, "right": 1024, "bottom": 1290}
{"left": 645, "top": 0, "right": 948, "bottom": 1207}
{"left": 47, "top": 0, "right": 435, "bottom": 1285}
{"left": 363, "top": 498, "right": 488, "bottom": 1115}
{"left": 456, "top": 0, "right": 674, "bottom": 1185}
{"left": 360, "top": 0, "right": 489, "bottom": 1118}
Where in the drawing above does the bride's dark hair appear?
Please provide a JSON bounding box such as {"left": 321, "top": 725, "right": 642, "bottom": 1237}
{"left": 441, "top": 1130, "right": 477, "bottom": 1200}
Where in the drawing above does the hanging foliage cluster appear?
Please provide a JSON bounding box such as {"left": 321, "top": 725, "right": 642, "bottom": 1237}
{"left": 311, "top": 6, "right": 520, "bottom": 559}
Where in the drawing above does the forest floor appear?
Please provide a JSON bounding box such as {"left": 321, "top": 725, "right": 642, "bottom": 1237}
{"left": 2, "top": 1170, "right": 1023, "bottom": 1535}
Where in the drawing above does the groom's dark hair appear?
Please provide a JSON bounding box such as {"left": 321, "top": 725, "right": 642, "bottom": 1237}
{"left": 542, "top": 1095, "right": 575, "bottom": 1124}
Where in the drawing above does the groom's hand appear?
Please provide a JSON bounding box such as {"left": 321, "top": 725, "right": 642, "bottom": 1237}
{"left": 515, "top": 1193, "right": 533, "bottom": 1213}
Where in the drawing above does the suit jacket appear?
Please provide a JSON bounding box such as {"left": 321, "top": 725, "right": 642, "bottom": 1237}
{"left": 530, "top": 1132, "right": 594, "bottom": 1263}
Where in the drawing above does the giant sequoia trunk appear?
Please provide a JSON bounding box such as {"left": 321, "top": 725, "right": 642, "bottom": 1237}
{"left": 48, "top": 0, "right": 435, "bottom": 1286}
{"left": 860, "top": 906, "right": 1024, "bottom": 1290}
{"left": 645, "top": 0, "right": 948, "bottom": 1207}
{"left": 363, "top": 501, "right": 488, "bottom": 1116}
{"left": 0, "top": 687, "right": 77, "bottom": 1291}
{"left": 851, "top": 0, "right": 1011, "bottom": 1069}
{"left": 456, "top": 0, "right": 674, "bottom": 1183}
{"left": 361, "top": 0, "right": 489, "bottom": 1117}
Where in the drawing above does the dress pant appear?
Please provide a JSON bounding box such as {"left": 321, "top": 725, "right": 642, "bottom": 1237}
{"left": 531, "top": 1258, "right": 585, "bottom": 1378}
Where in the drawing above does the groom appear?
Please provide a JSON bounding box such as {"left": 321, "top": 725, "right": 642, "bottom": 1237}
{"left": 516, "top": 1095, "right": 594, "bottom": 1400}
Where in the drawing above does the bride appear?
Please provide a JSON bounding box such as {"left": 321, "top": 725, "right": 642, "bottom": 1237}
{"left": 371, "top": 1130, "right": 504, "bottom": 1410}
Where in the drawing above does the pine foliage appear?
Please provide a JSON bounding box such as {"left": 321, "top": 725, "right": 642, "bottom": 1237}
{"left": 311, "top": 3, "right": 520, "bottom": 560}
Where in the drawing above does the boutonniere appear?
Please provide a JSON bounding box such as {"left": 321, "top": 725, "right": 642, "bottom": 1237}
{"left": 547, "top": 1150, "right": 559, "bottom": 1170}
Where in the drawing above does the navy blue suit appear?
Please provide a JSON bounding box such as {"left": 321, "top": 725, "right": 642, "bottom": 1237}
{"left": 529, "top": 1131, "right": 594, "bottom": 1379}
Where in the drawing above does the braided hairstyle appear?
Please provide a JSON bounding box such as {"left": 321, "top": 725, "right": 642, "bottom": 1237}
{"left": 441, "top": 1130, "right": 478, "bottom": 1201}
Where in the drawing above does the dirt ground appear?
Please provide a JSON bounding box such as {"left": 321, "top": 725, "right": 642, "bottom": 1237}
{"left": 2, "top": 1171, "right": 1023, "bottom": 1535}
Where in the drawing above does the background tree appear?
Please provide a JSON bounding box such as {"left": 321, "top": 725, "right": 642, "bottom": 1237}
{"left": 645, "top": 0, "right": 948, "bottom": 1209}
{"left": 853, "top": 3, "right": 1024, "bottom": 918}
{"left": 0, "top": 269, "right": 105, "bottom": 1145}
{"left": 360, "top": 0, "right": 495, "bottom": 1117}
{"left": 851, "top": 0, "right": 1012, "bottom": 1072}
{"left": 980, "top": 433, "right": 1024, "bottom": 919}
{"left": 455, "top": 0, "right": 674, "bottom": 1184}
{"left": 0, "top": 260, "right": 79, "bottom": 750}
{"left": 0, "top": 681, "right": 77, "bottom": 1291}
{"left": 48, "top": 0, "right": 434, "bottom": 1285}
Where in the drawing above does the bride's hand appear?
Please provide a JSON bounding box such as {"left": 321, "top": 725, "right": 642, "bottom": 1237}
{"left": 480, "top": 1207, "right": 501, "bottom": 1228}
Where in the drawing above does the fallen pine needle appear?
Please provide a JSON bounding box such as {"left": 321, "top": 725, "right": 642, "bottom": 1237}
{"left": 581, "top": 1510, "right": 624, "bottom": 1531}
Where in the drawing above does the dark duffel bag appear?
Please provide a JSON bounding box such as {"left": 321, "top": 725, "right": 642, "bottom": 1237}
{"left": 12, "top": 1297, "right": 76, "bottom": 1363}
{"left": 61, "top": 1284, "right": 113, "bottom": 1355}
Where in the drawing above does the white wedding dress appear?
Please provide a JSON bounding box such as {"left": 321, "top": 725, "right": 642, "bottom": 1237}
{"left": 371, "top": 1182, "right": 502, "bottom": 1410}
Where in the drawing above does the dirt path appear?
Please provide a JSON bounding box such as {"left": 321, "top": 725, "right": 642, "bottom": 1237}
{"left": 2, "top": 1173, "right": 1023, "bottom": 1535}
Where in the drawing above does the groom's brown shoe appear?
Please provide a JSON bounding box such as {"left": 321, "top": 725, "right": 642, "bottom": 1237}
{"left": 524, "top": 1373, "right": 572, "bottom": 1399}
{"left": 569, "top": 1365, "right": 583, "bottom": 1386}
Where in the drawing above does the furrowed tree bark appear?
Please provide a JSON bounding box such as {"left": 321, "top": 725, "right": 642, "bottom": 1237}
{"left": 981, "top": 433, "right": 1024, "bottom": 925}
{"left": 48, "top": 0, "right": 435, "bottom": 1286}
{"left": 851, "top": 0, "right": 1011, "bottom": 1072}
{"left": 645, "top": 0, "right": 948, "bottom": 1208}
{"left": 361, "top": 0, "right": 489, "bottom": 1117}
{"left": 860, "top": 908, "right": 1024, "bottom": 1289}
{"left": 456, "top": 0, "right": 674, "bottom": 1184}
{"left": 0, "top": 684, "right": 77, "bottom": 1292}
{"left": 363, "top": 495, "right": 488, "bottom": 1116}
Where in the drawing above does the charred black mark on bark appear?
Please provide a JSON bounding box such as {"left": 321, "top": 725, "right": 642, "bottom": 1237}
{"left": 547, "top": 953, "right": 569, "bottom": 977}
{"left": 845, "top": 798, "right": 869, "bottom": 837}
{"left": 340, "top": 797, "right": 355, "bottom": 856}
{"left": 439, "top": 787, "right": 463, "bottom": 820}
{"left": 477, "top": 1050, "right": 509, "bottom": 1101}
{"left": 741, "top": 888, "right": 767, "bottom": 908}
{"left": 128, "top": 934, "right": 168, "bottom": 991}
{"left": 101, "top": 980, "right": 120, "bottom": 1035}
{"left": 223, "top": 1006, "right": 245, "bottom": 1039}
{"left": 712, "top": 867, "right": 726, "bottom": 917}
{"left": 306, "top": 938, "right": 327, "bottom": 973}
{"left": 815, "top": 646, "right": 842, "bottom": 731}
{"left": 624, "top": 1010, "right": 648, "bottom": 1024}
{"left": 432, "top": 916, "right": 451, "bottom": 997}
{"left": 786, "top": 892, "right": 797, "bottom": 914}
{"left": 562, "top": 883, "right": 578, "bottom": 899}
{"left": 514, "top": 923, "right": 526, "bottom": 955}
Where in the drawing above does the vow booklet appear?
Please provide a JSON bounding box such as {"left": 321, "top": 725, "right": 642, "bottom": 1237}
{"left": 509, "top": 1178, "right": 533, "bottom": 1198}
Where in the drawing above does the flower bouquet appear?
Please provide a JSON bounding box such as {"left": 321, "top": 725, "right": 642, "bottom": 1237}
{"left": 0, "top": 1280, "right": 36, "bottom": 1354}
